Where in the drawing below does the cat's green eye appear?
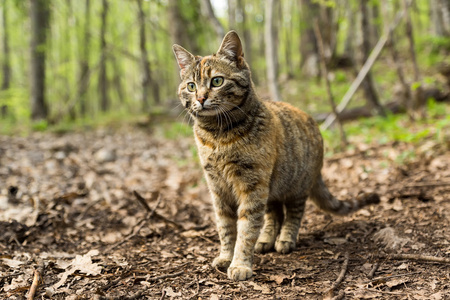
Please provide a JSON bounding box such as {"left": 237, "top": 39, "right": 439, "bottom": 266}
{"left": 187, "top": 82, "right": 196, "bottom": 92}
{"left": 211, "top": 77, "right": 224, "bottom": 87}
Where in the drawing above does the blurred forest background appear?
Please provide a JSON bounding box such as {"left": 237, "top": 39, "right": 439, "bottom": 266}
{"left": 0, "top": 0, "right": 449, "bottom": 144}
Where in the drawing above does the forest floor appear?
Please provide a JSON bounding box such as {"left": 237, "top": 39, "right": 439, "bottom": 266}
{"left": 0, "top": 123, "right": 449, "bottom": 300}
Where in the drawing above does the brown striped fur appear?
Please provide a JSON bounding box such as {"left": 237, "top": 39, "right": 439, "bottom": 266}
{"left": 173, "top": 31, "right": 379, "bottom": 281}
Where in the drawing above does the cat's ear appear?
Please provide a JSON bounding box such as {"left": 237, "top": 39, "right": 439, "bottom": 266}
{"left": 173, "top": 44, "right": 195, "bottom": 76}
{"left": 217, "top": 31, "right": 244, "bottom": 62}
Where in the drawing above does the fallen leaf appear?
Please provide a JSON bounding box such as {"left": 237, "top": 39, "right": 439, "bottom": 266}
{"left": 164, "top": 287, "right": 182, "bottom": 297}
{"left": 1, "top": 258, "right": 24, "bottom": 268}
{"left": 248, "top": 281, "right": 271, "bottom": 294}
{"left": 52, "top": 250, "right": 102, "bottom": 290}
{"left": 269, "top": 274, "right": 288, "bottom": 284}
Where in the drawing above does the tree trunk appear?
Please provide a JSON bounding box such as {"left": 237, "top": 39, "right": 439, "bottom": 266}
{"left": 404, "top": 0, "right": 425, "bottom": 119}
{"left": 30, "top": 0, "right": 50, "bottom": 120}
{"left": 265, "top": 0, "right": 281, "bottom": 101}
{"left": 360, "top": 0, "right": 385, "bottom": 116}
{"left": 137, "top": 0, "right": 151, "bottom": 111}
{"left": 431, "top": 0, "right": 450, "bottom": 38}
{"left": 299, "top": 0, "right": 319, "bottom": 77}
{"left": 99, "top": 0, "right": 109, "bottom": 112}
{"left": 228, "top": 0, "right": 236, "bottom": 30}
{"left": 237, "top": 0, "right": 254, "bottom": 80}
{"left": 78, "top": 0, "right": 91, "bottom": 117}
{"left": 1, "top": 0, "right": 11, "bottom": 117}
{"left": 168, "top": 0, "right": 190, "bottom": 48}
{"left": 201, "top": 0, "right": 224, "bottom": 44}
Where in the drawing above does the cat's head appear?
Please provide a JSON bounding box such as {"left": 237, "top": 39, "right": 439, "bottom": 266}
{"left": 173, "top": 31, "right": 251, "bottom": 118}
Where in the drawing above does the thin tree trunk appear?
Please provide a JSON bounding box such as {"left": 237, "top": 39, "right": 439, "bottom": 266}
{"left": 265, "top": 0, "right": 281, "bottom": 101}
{"left": 313, "top": 20, "right": 347, "bottom": 148}
{"left": 299, "top": 0, "right": 319, "bottom": 77}
{"left": 30, "top": 0, "right": 50, "bottom": 120}
{"left": 78, "top": 0, "right": 91, "bottom": 117}
{"left": 404, "top": 0, "right": 425, "bottom": 119}
{"left": 201, "top": 0, "right": 224, "bottom": 44}
{"left": 1, "top": 0, "right": 11, "bottom": 117}
{"left": 228, "top": 0, "right": 236, "bottom": 30}
{"left": 99, "top": 0, "right": 109, "bottom": 112}
{"left": 137, "top": 0, "right": 151, "bottom": 111}
{"left": 360, "top": 0, "right": 385, "bottom": 117}
{"left": 237, "top": 0, "right": 255, "bottom": 83}
{"left": 66, "top": 0, "right": 76, "bottom": 120}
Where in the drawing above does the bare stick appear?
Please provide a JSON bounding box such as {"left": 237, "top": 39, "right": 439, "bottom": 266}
{"left": 331, "top": 290, "right": 345, "bottom": 300}
{"left": 324, "top": 252, "right": 349, "bottom": 297}
{"left": 106, "top": 194, "right": 162, "bottom": 251}
{"left": 387, "top": 253, "right": 450, "bottom": 264}
{"left": 313, "top": 19, "right": 347, "bottom": 147}
{"left": 367, "top": 262, "right": 379, "bottom": 279}
{"left": 148, "top": 270, "right": 184, "bottom": 281}
{"left": 26, "top": 267, "right": 43, "bottom": 300}
{"left": 321, "top": 0, "right": 412, "bottom": 130}
{"left": 134, "top": 190, "right": 183, "bottom": 229}
{"left": 405, "top": 180, "right": 450, "bottom": 188}
{"left": 365, "top": 271, "right": 421, "bottom": 284}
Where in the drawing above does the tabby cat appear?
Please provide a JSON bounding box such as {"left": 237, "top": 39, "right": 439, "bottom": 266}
{"left": 173, "top": 31, "right": 379, "bottom": 281}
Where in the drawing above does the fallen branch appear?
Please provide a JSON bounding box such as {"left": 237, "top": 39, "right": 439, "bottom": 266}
{"left": 106, "top": 194, "right": 162, "bottom": 252}
{"left": 367, "top": 262, "right": 380, "bottom": 279}
{"left": 386, "top": 253, "right": 450, "bottom": 264}
{"left": 324, "top": 252, "right": 349, "bottom": 298}
{"left": 331, "top": 290, "right": 345, "bottom": 300}
{"left": 365, "top": 271, "right": 421, "bottom": 284}
{"left": 148, "top": 270, "right": 185, "bottom": 281}
{"left": 405, "top": 180, "right": 450, "bottom": 188}
{"left": 26, "top": 265, "right": 43, "bottom": 300}
{"left": 133, "top": 190, "right": 184, "bottom": 229}
{"left": 321, "top": 1, "right": 412, "bottom": 130}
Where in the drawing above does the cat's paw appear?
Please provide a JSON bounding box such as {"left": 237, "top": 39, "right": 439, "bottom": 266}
{"left": 212, "top": 257, "right": 232, "bottom": 271}
{"left": 275, "top": 240, "right": 296, "bottom": 254}
{"left": 227, "top": 265, "right": 253, "bottom": 281}
{"left": 255, "top": 241, "right": 274, "bottom": 253}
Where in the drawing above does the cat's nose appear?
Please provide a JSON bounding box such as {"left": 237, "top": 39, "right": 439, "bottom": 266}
{"left": 197, "top": 95, "right": 207, "bottom": 105}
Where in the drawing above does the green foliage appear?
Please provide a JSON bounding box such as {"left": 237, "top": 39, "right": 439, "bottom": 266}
{"left": 161, "top": 121, "right": 193, "bottom": 140}
{"left": 322, "top": 99, "right": 450, "bottom": 156}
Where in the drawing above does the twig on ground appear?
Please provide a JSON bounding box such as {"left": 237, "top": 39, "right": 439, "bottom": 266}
{"left": 364, "top": 271, "right": 421, "bottom": 284}
{"left": 26, "top": 265, "right": 44, "bottom": 300}
{"left": 331, "top": 290, "right": 345, "bottom": 300}
{"left": 367, "top": 262, "right": 380, "bottom": 279}
{"left": 106, "top": 194, "right": 162, "bottom": 251}
{"left": 133, "top": 190, "right": 155, "bottom": 212}
{"left": 134, "top": 190, "right": 184, "bottom": 229}
{"left": 214, "top": 267, "right": 228, "bottom": 278}
{"left": 405, "top": 180, "right": 450, "bottom": 188}
{"left": 0, "top": 272, "right": 24, "bottom": 280}
{"left": 324, "top": 252, "right": 349, "bottom": 298}
{"left": 160, "top": 288, "right": 167, "bottom": 300}
{"left": 189, "top": 274, "right": 200, "bottom": 300}
{"left": 365, "top": 288, "right": 404, "bottom": 295}
{"left": 385, "top": 253, "right": 450, "bottom": 264}
{"left": 148, "top": 270, "right": 185, "bottom": 281}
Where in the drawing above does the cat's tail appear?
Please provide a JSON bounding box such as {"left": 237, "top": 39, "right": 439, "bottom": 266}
{"left": 309, "top": 175, "right": 380, "bottom": 215}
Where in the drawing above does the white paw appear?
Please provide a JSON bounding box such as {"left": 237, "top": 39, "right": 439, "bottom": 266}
{"left": 255, "top": 240, "right": 274, "bottom": 253}
{"left": 275, "top": 240, "right": 296, "bottom": 254}
{"left": 227, "top": 265, "right": 253, "bottom": 281}
{"left": 212, "top": 257, "right": 232, "bottom": 271}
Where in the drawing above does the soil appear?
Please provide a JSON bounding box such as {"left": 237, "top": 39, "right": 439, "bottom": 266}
{"left": 0, "top": 126, "right": 449, "bottom": 299}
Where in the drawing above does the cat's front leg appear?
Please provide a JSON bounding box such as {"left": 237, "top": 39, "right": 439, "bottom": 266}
{"left": 228, "top": 191, "right": 267, "bottom": 281}
{"left": 211, "top": 193, "right": 237, "bottom": 271}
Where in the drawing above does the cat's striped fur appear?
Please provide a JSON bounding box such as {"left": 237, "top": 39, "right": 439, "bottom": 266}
{"left": 173, "top": 31, "right": 379, "bottom": 281}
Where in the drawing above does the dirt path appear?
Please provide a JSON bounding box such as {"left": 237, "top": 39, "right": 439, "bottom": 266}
{"left": 0, "top": 128, "right": 449, "bottom": 299}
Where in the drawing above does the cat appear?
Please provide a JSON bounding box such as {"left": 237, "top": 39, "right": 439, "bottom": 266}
{"left": 173, "top": 31, "right": 379, "bottom": 281}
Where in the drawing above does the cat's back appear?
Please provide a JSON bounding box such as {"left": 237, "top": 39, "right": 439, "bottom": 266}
{"left": 262, "top": 100, "right": 324, "bottom": 197}
{"left": 263, "top": 100, "right": 322, "bottom": 146}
